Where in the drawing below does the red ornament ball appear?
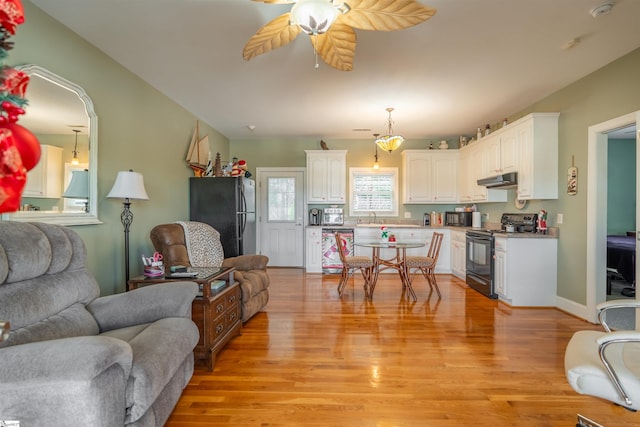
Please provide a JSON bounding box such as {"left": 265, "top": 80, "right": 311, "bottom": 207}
{"left": 5, "top": 123, "right": 41, "bottom": 171}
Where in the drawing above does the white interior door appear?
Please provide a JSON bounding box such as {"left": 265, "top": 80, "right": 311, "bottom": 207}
{"left": 256, "top": 168, "right": 305, "bottom": 267}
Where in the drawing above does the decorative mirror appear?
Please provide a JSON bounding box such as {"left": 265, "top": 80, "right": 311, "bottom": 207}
{"left": 1, "top": 64, "right": 100, "bottom": 225}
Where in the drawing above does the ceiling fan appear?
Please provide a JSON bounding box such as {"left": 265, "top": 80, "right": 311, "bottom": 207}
{"left": 243, "top": 0, "right": 437, "bottom": 71}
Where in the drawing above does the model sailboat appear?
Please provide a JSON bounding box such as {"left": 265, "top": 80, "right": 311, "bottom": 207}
{"left": 186, "top": 120, "right": 210, "bottom": 177}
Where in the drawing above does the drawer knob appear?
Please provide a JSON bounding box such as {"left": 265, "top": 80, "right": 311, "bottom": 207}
{"left": 216, "top": 303, "right": 224, "bottom": 313}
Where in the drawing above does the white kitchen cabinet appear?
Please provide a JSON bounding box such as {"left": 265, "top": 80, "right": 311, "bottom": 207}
{"left": 23, "top": 145, "right": 63, "bottom": 198}
{"left": 457, "top": 147, "right": 472, "bottom": 203}
{"left": 513, "top": 113, "right": 560, "bottom": 200}
{"left": 402, "top": 150, "right": 457, "bottom": 203}
{"left": 461, "top": 143, "right": 507, "bottom": 203}
{"left": 493, "top": 236, "right": 557, "bottom": 306}
{"left": 484, "top": 127, "right": 518, "bottom": 176}
{"left": 305, "top": 150, "right": 347, "bottom": 204}
{"left": 305, "top": 227, "right": 323, "bottom": 273}
{"left": 450, "top": 229, "right": 466, "bottom": 279}
{"left": 494, "top": 238, "right": 507, "bottom": 297}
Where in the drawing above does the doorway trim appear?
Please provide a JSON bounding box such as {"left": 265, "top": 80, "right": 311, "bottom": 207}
{"left": 586, "top": 111, "right": 640, "bottom": 323}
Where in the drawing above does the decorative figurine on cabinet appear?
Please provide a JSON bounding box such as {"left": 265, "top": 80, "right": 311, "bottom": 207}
{"left": 537, "top": 210, "right": 548, "bottom": 234}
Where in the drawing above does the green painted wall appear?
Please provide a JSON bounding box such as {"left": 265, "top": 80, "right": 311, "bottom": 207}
{"left": 607, "top": 139, "right": 636, "bottom": 234}
{"left": 9, "top": 2, "right": 230, "bottom": 295}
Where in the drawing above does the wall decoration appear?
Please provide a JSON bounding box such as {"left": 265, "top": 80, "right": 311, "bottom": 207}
{"left": 567, "top": 155, "right": 577, "bottom": 195}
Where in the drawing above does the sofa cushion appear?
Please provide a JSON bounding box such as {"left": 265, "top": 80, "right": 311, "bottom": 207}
{"left": 101, "top": 317, "right": 199, "bottom": 423}
{"left": 0, "top": 222, "right": 100, "bottom": 348}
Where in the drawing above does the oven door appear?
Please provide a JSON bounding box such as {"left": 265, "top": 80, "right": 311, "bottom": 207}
{"left": 466, "top": 232, "right": 497, "bottom": 299}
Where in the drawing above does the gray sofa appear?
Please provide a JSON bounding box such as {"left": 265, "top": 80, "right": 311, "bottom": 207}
{"left": 0, "top": 222, "right": 200, "bottom": 427}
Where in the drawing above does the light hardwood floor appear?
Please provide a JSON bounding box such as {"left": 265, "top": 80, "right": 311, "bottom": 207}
{"left": 167, "top": 269, "right": 638, "bottom": 426}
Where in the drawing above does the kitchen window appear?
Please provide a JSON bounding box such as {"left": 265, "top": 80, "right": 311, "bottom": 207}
{"left": 349, "top": 167, "right": 398, "bottom": 216}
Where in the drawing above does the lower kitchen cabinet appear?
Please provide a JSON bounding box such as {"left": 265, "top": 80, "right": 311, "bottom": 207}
{"left": 305, "top": 227, "right": 323, "bottom": 273}
{"left": 450, "top": 229, "right": 466, "bottom": 279}
{"left": 493, "top": 236, "right": 557, "bottom": 306}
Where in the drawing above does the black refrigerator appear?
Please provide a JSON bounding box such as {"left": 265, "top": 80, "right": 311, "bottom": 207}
{"left": 189, "top": 177, "right": 256, "bottom": 258}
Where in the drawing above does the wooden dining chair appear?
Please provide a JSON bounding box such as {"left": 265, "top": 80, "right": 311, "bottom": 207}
{"left": 334, "top": 231, "right": 374, "bottom": 297}
{"left": 405, "top": 232, "right": 444, "bottom": 298}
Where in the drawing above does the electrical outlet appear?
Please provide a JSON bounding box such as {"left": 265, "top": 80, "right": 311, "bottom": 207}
{"left": 404, "top": 212, "right": 411, "bottom": 218}
{"left": 557, "top": 213, "right": 563, "bottom": 224}
{"left": 482, "top": 213, "right": 489, "bottom": 221}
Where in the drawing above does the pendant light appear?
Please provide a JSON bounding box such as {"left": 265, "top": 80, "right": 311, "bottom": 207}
{"left": 375, "top": 108, "right": 405, "bottom": 153}
{"left": 372, "top": 133, "right": 380, "bottom": 169}
{"left": 71, "top": 129, "right": 80, "bottom": 165}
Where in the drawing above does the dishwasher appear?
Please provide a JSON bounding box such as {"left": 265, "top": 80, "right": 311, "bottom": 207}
{"left": 322, "top": 228, "right": 354, "bottom": 273}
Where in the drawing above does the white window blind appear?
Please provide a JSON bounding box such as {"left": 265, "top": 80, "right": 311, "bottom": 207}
{"left": 349, "top": 168, "right": 398, "bottom": 216}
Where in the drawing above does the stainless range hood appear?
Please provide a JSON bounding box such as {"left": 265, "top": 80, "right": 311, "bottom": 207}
{"left": 477, "top": 172, "right": 518, "bottom": 189}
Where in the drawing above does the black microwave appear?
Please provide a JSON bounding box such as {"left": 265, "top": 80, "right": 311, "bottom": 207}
{"left": 445, "top": 211, "right": 473, "bottom": 227}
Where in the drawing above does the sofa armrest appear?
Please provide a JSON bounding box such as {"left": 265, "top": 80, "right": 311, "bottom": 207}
{"left": 0, "top": 336, "right": 132, "bottom": 425}
{"left": 0, "top": 335, "right": 132, "bottom": 383}
{"left": 223, "top": 254, "right": 269, "bottom": 271}
{"left": 87, "top": 281, "right": 198, "bottom": 332}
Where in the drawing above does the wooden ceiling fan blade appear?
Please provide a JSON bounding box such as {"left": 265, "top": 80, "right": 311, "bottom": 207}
{"left": 339, "top": 0, "right": 437, "bottom": 31}
{"left": 243, "top": 13, "right": 302, "bottom": 61}
{"left": 314, "top": 23, "right": 356, "bottom": 71}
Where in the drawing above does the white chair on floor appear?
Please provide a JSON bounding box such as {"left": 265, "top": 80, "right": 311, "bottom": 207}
{"left": 565, "top": 299, "right": 640, "bottom": 425}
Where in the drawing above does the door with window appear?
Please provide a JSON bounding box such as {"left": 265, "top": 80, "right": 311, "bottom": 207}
{"left": 257, "top": 168, "right": 305, "bottom": 267}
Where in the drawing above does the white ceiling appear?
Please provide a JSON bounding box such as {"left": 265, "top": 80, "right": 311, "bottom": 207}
{"left": 28, "top": 0, "right": 640, "bottom": 142}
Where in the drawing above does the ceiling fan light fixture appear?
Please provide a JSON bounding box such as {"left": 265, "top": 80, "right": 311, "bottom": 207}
{"left": 291, "top": 0, "right": 338, "bottom": 35}
{"left": 375, "top": 108, "right": 405, "bottom": 153}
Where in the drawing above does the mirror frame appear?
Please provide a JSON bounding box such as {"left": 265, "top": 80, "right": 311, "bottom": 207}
{"left": 2, "top": 64, "right": 101, "bottom": 225}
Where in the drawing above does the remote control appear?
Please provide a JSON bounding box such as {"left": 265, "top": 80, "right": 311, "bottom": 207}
{"left": 168, "top": 272, "right": 198, "bottom": 278}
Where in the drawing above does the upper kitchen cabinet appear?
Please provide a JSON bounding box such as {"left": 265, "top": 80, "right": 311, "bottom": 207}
{"left": 23, "top": 145, "right": 63, "bottom": 198}
{"left": 484, "top": 127, "right": 518, "bottom": 176}
{"left": 306, "top": 150, "right": 347, "bottom": 203}
{"left": 402, "top": 150, "right": 457, "bottom": 204}
{"left": 513, "top": 113, "right": 560, "bottom": 200}
{"left": 459, "top": 143, "right": 507, "bottom": 203}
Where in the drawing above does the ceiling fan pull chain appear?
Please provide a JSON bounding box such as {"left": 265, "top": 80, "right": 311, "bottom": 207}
{"left": 313, "top": 34, "right": 319, "bottom": 69}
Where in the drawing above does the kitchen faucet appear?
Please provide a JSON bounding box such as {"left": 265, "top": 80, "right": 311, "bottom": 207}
{"left": 369, "top": 212, "right": 377, "bottom": 224}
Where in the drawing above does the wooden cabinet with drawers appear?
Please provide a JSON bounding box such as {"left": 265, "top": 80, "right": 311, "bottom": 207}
{"left": 128, "top": 266, "right": 241, "bottom": 371}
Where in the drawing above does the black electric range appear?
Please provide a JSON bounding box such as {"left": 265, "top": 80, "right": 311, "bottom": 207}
{"left": 468, "top": 213, "right": 539, "bottom": 237}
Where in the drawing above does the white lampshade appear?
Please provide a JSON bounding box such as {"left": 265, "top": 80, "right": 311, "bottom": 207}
{"left": 291, "top": 0, "right": 338, "bottom": 35}
{"left": 63, "top": 170, "right": 89, "bottom": 199}
{"left": 107, "top": 170, "right": 149, "bottom": 200}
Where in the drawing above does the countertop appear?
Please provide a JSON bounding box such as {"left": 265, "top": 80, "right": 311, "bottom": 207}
{"left": 306, "top": 224, "right": 559, "bottom": 238}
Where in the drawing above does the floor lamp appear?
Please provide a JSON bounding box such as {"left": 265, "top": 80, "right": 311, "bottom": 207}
{"left": 107, "top": 170, "right": 149, "bottom": 284}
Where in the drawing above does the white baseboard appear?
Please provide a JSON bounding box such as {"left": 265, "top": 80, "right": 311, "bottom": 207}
{"left": 555, "top": 296, "right": 595, "bottom": 323}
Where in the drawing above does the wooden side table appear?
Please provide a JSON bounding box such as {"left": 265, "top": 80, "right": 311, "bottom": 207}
{"left": 128, "top": 267, "right": 241, "bottom": 371}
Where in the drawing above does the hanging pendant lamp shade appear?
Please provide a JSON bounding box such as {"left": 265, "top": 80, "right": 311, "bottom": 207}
{"left": 375, "top": 108, "right": 405, "bottom": 153}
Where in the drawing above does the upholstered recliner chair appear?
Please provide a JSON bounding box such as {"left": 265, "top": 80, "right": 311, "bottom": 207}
{"left": 0, "top": 222, "right": 200, "bottom": 427}
{"left": 150, "top": 222, "right": 269, "bottom": 323}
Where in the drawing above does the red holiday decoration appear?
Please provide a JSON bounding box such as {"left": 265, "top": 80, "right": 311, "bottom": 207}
{"left": 0, "top": 0, "right": 36, "bottom": 213}
{"left": 0, "top": 127, "right": 25, "bottom": 212}
{"left": 4, "top": 122, "right": 39, "bottom": 171}
{"left": 0, "top": 0, "right": 24, "bottom": 34}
